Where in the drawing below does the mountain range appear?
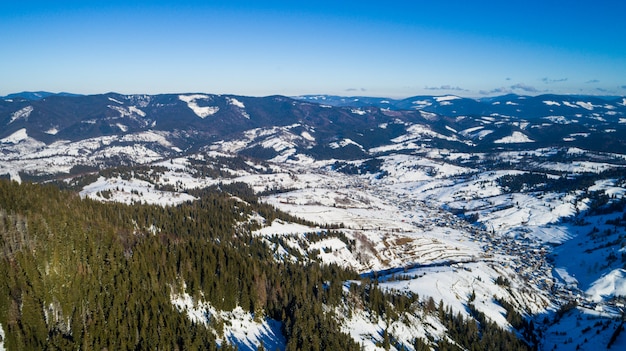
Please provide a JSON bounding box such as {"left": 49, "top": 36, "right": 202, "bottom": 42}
{"left": 1, "top": 92, "right": 625, "bottom": 176}
{"left": 1, "top": 91, "right": 626, "bottom": 350}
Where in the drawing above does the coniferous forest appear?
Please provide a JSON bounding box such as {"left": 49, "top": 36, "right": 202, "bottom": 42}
{"left": 0, "top": 179, "right": 530, "bottom": 350}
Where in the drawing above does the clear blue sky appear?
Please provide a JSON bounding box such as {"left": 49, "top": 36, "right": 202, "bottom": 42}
{"left": 1, "top": 0, "right": 625, "bottom": 98}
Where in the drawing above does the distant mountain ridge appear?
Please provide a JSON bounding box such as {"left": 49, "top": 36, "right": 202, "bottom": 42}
{"left": 2, "top": 91, "right": 83, "bottom": 101}
{"left": 296, "top": 93, "right": 626, "bottom": 115}
{"left": 1, "top": 91, "right": 625, "bottom": 179}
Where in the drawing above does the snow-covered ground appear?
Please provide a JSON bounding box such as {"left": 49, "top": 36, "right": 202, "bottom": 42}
{"left": 494, "top": 131, "right": 534, "bottom": 144}
{"left": 171, "top": 292, "right": 285, "bottom": 351}
{"left": 2, "top": 124, "right": 626, "bottom": 349}
{"left": 80, "top": 176, "right": 196, "bottom": 206}
{"left": 0, "top": 131, "right": 178, "bottom": 181}
{"left": 179, "top": 94, "right": 220, "bottom": 118}
{"left": 240, "top": 150, "right": 626, "bottom": 349}
{"left": 540, "top": 307, "right": 626, "bottom": 351}
{"left": 75, "top": 148, "right": 626, "bottom": 350}
{"left": 340, "top": 304, "right": 448, "bottom": 351}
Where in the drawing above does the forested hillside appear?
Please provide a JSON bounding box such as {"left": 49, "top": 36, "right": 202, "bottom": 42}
{"left": 0, "top": 179, "right": 530, "bottom": 350}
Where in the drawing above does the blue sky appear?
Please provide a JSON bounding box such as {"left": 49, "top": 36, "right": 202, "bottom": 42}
{"left": 1, "top": 0, "right": 625, "bottom": 98}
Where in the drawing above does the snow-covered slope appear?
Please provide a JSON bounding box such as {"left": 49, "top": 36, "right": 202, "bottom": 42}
{"left": 1, "top": 91, "right": 626, "bottom": 350}
{"left": 179, "top": 94, "right": 220, "bottom": 118}
{"left": 51, "top": 145, "right": 624, "bottom": 350}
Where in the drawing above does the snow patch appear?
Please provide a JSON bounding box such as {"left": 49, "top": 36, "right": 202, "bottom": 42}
{"left": 494, "top": 131, "right": 534, "bottom": 144}
{"left": 108, "top": 105, "right": 146, "bottom": 118}
{"left": 543, "top": 116, "right": 576, "bottom": 124}
{"left": 555, "top": 267, "right": 579, "bottom": 287}
{"left": 460, "top": 126, "right": 493, "bottom": 140}
{"left": 108, "top": 97, "right": 124, "bottom": 104}
{"left": 227, "top": 97, "right": 245, "bottom": 108}
{"left": 300, "top": 131, "right": 315, "bottom": 142}
{"left": 393, "top": 124, "right": 460, "bottom": 144}
{"left": 576, "top": 101, "right": 594, "bottom": 110}
{"left": 543, "top": 101, "right": 560, "bottom": 106}
{"left": 80, "top": 176, "right": 196, "bottom": 206}
{"left": 171, "top": 292, "right": 286, "bottom": 351}
{"left": 329, "top": 138, "right": 364, "bottom": 150}
{"left": 435, "top": 95, "right": 460, "bottom": 102}
{"left": 179, "top": 94, "right": 220, "bottom": 118}
{"left": 129, "top": 106, "right": 146, "bottom": 117}
{"left": 120, "top": 131, "right": 177, "bottom": 149}
{"left": 474, "top": 129, "right": 494, "bottom": 139}
{"left": 45, "top": 127, "right": 59, "bottom": 135}
{"left": 539, "top": 160, "right": 622, "bottom": 174}
{"left": 586, "top": 269, "right": 626, "bottom": 303}
{"left": 419, "top": 111, "right": 438, "bottom": 120}
{"left": 350, "top": 108, "right": 366, "bottom": 115}
{"left": 569, "top": 133, "right": 590, "bottom": 138}
{"left": 589, "top": 179, "right": 626, "bottom": 198}
{"left": 459, "top": 126, "right": 485, "bottom": 136}
{"left": 253, "top": 219, "right": 317, "bottom": 236}
{"left": 9, "top": 106, "right": 34, "bottom": 124}
{"left": 1, "top": 128, "right": 29, "bottom": 144}
{"left": 412, "top": 100, "right": 432, "bottom": 108}
{"left": 562, "top": 101, "right": 578, "bottom": 108}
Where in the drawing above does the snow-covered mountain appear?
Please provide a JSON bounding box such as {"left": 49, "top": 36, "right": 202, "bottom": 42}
{"left": 1, "top": 92, "right": 625, "bottom": 182}
{"left": 1, "top": 91, "right": 626, "bottom": 350}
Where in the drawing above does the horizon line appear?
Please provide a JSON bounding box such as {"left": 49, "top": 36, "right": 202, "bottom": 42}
{"left": 3, "top": 90, "right": 626, "bottom": 101}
